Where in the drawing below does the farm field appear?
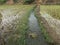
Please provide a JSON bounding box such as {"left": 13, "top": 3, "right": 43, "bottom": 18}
{"left": 40, "top": 5, "right": 60, "bottom": 19}
{"left": 0, "top": 0, "right": 60, "bottom": 45}
{"left": 0, "top": 5, "right": 34, "bottom": 45}
{"left": 0, "top": 5, "right": 50, "bottom": 45}
{"left": 36, "top": 5, "right": 60, "bottom": 44}
{"left": 0, "top": 4, "right": 60, "bottom": 45}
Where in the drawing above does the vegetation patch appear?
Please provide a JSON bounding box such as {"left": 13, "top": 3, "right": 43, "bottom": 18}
{"left": 40, "top": 5, "right": 60, "bottom": 19}
{"left": 34, "top": 9, "right": 54, "bottom": 44}
{"left": 0, "top": 5, "right": 34, "bottom": 45}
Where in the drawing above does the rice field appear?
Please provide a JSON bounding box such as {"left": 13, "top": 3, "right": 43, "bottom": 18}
{"left": 0, "top": 5, "right": 34, "bottom": 45}
{"left": 40, "top": 5, "right": 60, "bottom": 19}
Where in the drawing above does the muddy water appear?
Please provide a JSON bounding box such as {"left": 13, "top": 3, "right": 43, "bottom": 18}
{"left": 26, "top": 12, "right": 48, "bottom": 45}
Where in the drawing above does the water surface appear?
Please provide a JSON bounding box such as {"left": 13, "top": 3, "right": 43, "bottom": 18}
{"left": 26, "top": 12, "right": 48, "bottom": 45}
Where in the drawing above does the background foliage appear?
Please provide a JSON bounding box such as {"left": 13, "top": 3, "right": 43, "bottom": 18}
{"left": 0, "top": 0, "right": 6, "bottom": 4}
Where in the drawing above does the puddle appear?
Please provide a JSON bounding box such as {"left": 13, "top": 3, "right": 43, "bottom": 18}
{"left": 25, "top": 12, "right": 48, "bottom": 45}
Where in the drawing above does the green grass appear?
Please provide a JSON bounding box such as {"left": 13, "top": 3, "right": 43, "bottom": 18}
{"left": 39, "top": 21, "right": 54, "bottom": 43}
{"left": 0, "top": 5, "right": 34, "bottom": 45}
{"left": 0, "top": 5, "right": 35, "bottom": 10}
{"left": 40, "top": 5, "right": 60, "bottom": 19}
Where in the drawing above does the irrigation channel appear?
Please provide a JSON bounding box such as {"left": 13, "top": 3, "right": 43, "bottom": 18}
{"left": 0, "top": 9, "right": 49, "bottom": 45}
{"left": 25, "top": 11, "right": 48, "bottom": 45}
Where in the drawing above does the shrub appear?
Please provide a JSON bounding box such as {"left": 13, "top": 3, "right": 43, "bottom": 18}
{"left": 24, "top": 0, "right": 35, "bottom": 4}
{"left": 0, "top": 0, "right": 6, "bottom": 4}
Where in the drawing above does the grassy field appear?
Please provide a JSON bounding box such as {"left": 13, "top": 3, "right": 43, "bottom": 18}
{"left": 40, "top": 5, "right": 60, "bottom": 19}
{"left": 0, "top": 5, "right": 34, "bottom": 45}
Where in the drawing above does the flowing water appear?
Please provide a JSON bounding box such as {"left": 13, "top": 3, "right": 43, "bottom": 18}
{"left": 26, "top": 12, "right": 48, "bottom": 45}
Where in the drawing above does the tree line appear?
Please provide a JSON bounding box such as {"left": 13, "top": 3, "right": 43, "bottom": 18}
{"left": 0, "top": 0, "right": 36, "bottom": 4}
{"left": 0, "top": 0, "right": 60, "bottom": 5}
